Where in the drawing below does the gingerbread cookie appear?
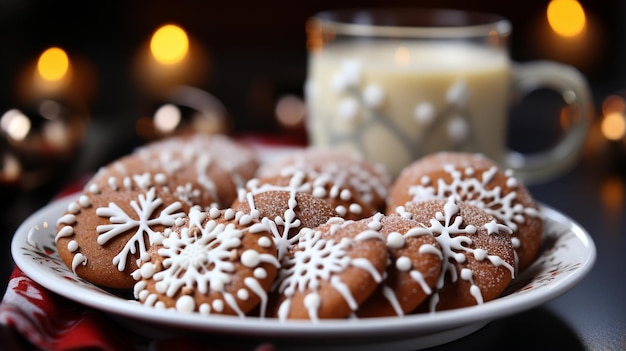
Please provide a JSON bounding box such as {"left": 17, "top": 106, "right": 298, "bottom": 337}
{"left": 357, "top": 213, "right": 442, "bottom": 317}
{"left": 267, "top": 216, "right": 388, "bottom": 321}
{"left": 55, "top": 172, "right": 189, "bottom": 289}
{"left": 255, "top": 148, "right": 391, "bottom": 220}
{"left": 130, "top": 132, "right": 259, "bottom": 207}
{"left": 388, "top": 152, "right": 542, "bottom": 272}
{"left": 394, "top": 197, "right": 516, "bottom": 311}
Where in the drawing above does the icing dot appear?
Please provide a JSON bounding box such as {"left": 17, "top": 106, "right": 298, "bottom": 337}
{"left": 154, "top": 173, "right": 167, "bottom": 184}
{"left": 511, "top": 237, "right": 521, "bottom": 249}
{"left": 257, "top": 236, "right": 272, "bottom": 247}
{"left": 68, "top": 202, "right": 80, "bottom": 213}
{"left": 460, "top": 268, "right": 473, "bottom": 280}
{"left": 473, "top": 248, "right": 487, "bottom": 261}
{"left": 506, "top": 177, "right": 518, "bottom": 188}
{"left": 224, "top": 208, "right": 235, "bottom": 220}
{"left": 348, "top": 203, "right": 362, "bottom": 214}
{"left": 395, "top": 256, "right": 412, "bottom": 271}
{"left": 254, "top": 267, "right": 267, "bottom": 279}
{"left": 454, "top": 252, "right": 466, "bottom": 263}
{"left": 138, "top": 290, "right": 149, "bottom": 301}
{"left": 67, "top": 240, "right": 78, "bottom": 252}
{"left": 237, "top": 288, "right": 249, "bottom": 300}
{"left": 199, "top": 303, "right": 210, "bottom": 315}
{"left": 212, "top": 300, "right": 224, "bottom": 312}
{"left": 335, "top": 206, "right": 347, "bottom": 217}
{"left": 176, "top": 295, "right": 196, "bottom": 312}
{"left": 312, "top": 187, "right": 327, "bottom": 198}
{"left": 108, "top": 177, "right": 118, "bottom": 190}
{"left": 209, "top": 207, "right": 221, "bottom": 218}
{"left": 88, "top": 184, "right": 99, "bottom": 194}
{"left": 340, "top": 189, "right": 352, "bottom": 201}
{"left": 140, "top": 262, "right": 156, "bottom": 278}
{"left": 155, "top": 281, "right": 167, "bottom": 294}
{"left": 239, "top": 214, "right": 253, "bottom": 226}
{"left": 386, "top": 232, "right": 405, "bottom": 249}
{"left": 241, "top": 250, "right": 260, "bottom": 267}
{"left": 78, "top": 195, "right": 91, "bottom": 208}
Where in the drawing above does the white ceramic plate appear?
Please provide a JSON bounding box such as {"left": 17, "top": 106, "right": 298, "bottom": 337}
{"left": 11, "top": 193, "right": 596, "bottom": 350}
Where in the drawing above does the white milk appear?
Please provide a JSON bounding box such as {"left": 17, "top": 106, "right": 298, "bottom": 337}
{"left": 305, "top": 41, "right": 511, "bottom": 176}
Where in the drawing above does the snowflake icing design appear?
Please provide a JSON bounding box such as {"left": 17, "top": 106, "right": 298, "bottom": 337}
{"left": 135, "top": 208, "right": 279, "bottom": 316}
{"left": 408, "top": 164, "right": 540, "bottom": 232}
{"left": 274, "top": 223, "right": 383, "bottom": 321}
{"left": 240, "top": 176, "right": 309, "bottom": 261}
{"left": 96, "top": 187, "right": 185, "bottom": 270}
{"left": 398, "top": 197, "right": 514, "bottom": 311}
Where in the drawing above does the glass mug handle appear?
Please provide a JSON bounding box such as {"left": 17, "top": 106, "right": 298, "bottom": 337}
{"left": 505, "top": 61, "right": 593, "bottom": 184}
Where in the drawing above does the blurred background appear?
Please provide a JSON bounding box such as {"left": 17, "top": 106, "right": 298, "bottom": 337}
{"left": 0, "top": 0, "right": 625, "bottom": 291}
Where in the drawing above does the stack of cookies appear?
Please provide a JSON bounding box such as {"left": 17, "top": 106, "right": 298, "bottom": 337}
{"left": 54, "top": 134, "right": 542, "bottom": 321}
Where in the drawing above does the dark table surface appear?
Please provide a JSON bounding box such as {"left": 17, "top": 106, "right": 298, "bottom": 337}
{"left": 1, "top": 118, "right": 625, "bottom": 351}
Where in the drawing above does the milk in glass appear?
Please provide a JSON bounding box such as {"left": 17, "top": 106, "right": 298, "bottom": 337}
{"left": 306, "top": 41, "right": 511, "bottom": 176}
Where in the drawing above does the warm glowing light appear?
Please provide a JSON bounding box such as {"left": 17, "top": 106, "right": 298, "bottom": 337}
{"left": 37, "top": 47, "right": 69, "bottom": 81}
{"left": 154, "top": 104, "right": 181, "bottom": 133}
{"left": 150, "top": 24, "right": 189, "bottom": 65}
{"left": 601, "top": 112, "right": 626, "bottom": 141}
{"left": 547, "top": 0, "right": 586, "bottom": 37}
{"left": 1, "top": 109, "right": 31, "bottom": 141}
{"left": 275, "top": 95, "right": 306, "bottom": 127}
{"left": 395, "top": 47, "right": 411, "bottom": 66}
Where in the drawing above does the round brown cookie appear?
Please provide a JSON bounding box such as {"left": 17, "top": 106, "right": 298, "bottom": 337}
{"left": 55, "top": 172, "right": 189, "bottom": 289}
{"left": 128, "top": 132, "right": 259, "bottom": 207}
{"left": 394, "top": 197, "right": 516, "bottom": 312}
{"left": 255, "top": 148, "right": 392, "bottom": 220}
{"left": 387, "top": 151, "right": 542, "bottom": 272}
{"left": 356, "top": 213, "right": 442, "bottom": 318}
{"left": 132, "top": 207, "right": 280, "bottom": 316}
{"left": 267, "top": 216, "right": 388, "bottom": 321}
{"left": 231, "top": 189, "right": 338, "bottom": 261}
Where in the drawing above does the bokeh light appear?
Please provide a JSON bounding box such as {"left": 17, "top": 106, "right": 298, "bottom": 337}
{"left": 37, "top": 47, "right": 69, "bottom": 82}
{"left": 150, "top": 24, "right": 189, "bottom": 65}
{"left": 547, "top": 0, "right": 586, "bottom": 37}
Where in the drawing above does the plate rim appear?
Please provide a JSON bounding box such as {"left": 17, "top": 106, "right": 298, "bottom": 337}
{"left": 10, "top": 192, "right": 597, "bottom": 339}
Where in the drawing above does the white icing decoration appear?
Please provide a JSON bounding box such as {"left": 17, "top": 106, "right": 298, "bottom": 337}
{"left": 78, "top": 195, "right": 91, "bottom": 208}
{"left": 274, "top": 227, "right": 383, "bottom": 321}
{"left": 67, "top": 240, "right": 78, "bottom": 252}
{"left": 176, "top": 295, "right": 196, "bottom": 312}
{"left": 134, "top": 208, "right": 279, "bottom": 317}
{"left": 95, "top": 187, "right": 186, "bottom": 271}
{"left": 395, "top": 256, "right": 411, "bottom": 271}
{"left": 408, "top": 164, "right": 540, "bottom": 233}
{"left": 386, "top": 232, "right": 405, "bottom": 249}
{"left": 397, "top": 197, "right": 514, "bottom": 312}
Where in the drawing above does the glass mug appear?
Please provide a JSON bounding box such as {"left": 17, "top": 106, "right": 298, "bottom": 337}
{"left": 304, "top": 8, "right": 593, "bottom": 183}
